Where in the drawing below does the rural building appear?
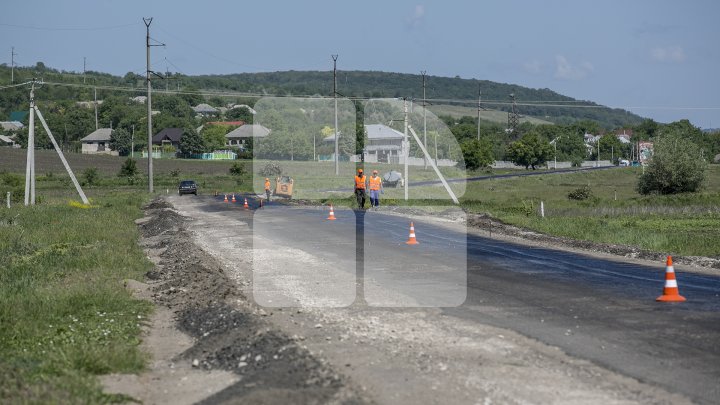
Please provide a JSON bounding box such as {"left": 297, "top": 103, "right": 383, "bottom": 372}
{"left": 152, "top": 128, "right": 184, "bottom": 149}
{"left": 80, "top": 128, "right": 117, "bottom": 155}
{"left": 9, "top": 111, "right": 28, "bottom": 122}
{"left": 225, "top": 124, "right": 271, "bottom": 148}
{"left": 76, "top": 100, "right": 103, "bottom": 109}
{"left": 130, "top": 96, "right": 147, "bottom": 104}
{"left": 616, "top": 129, "right": 633, "bottom": 144}
{"left": 0, "top": 135, "right": 18, "bottom": 148}
{"left": 362, "top": 124, "right": 405, "bottom": 164}
{"left": 192, "top": 103, "right": 218, "bottom": 116}
{"left": 0, "top": 121, "right": 24, "bottom": 131}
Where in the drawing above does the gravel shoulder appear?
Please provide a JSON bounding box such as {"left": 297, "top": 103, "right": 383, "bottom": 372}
{"left": 165, "top": 195, "right": 694, "bottom": 404}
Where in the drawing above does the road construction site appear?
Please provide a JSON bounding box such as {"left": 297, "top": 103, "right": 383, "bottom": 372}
{"left": 102, "top": 194, "right": 720, "bottom": 404}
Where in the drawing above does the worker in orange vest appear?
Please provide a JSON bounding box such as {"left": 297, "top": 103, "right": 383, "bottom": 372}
{"left": 368, "top": 170, "right": 383, "bottom": 208}
{"left": 354, "top": 168, "right": 368, "bottom": 209}
{"left": 264, "top": 178, "right": 271, "bottom": 201}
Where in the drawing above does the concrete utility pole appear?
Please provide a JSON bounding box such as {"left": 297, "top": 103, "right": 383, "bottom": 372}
{"left": 332, "top": 54, "right": 339, "bottom": 176}
{"left": 131, "top": 125, "right": 135, "bottom": 159}
{"left": 11, "top": 47, "right": 17, "bottom": 83}
{"left": 143, "top": 17, "right": 165, "bottom": 193}
{"left": 404, "top": 98, "right": 409, "bottom": 201}
{"left": 94, "top": 87, "right": 98, "bottom": 130}
{"left": 421, "top": 71, "right": 428, "bottom": 169}
{"left": 83, "top": 57, "right": 86, "bottom": 84}
{"left": 477, "top": 84, "right": 482, "bottom": 141}
{"left": 24, "top": 80, "right": 36, "bottom": 205}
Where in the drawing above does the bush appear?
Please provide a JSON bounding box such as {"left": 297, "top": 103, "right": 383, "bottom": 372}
{"left": 259, "top": 162, "right": 283, "bottom": 177}
{"left": 169, "top": 169, "right": 180, "bottom": 178}
{"left": 637, "top": 134, "right": 707, "bottom": 195}
{"left": 82, "top": 167, "right": 99, "bottom": 186}
{"left": 568, "top": 185, "right": 593, "bottom": 200}
{"left": 229, "top": 162, "right": 247, "bottom": 176}
{"left": 118, "top": 158, "right": 139, "bottom": 185}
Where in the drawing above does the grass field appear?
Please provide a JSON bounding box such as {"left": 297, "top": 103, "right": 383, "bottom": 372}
{"left": 2, "top": 148, "right": 719, "bottom": 256}
{"left": 461, "top": 166, "right": 720, "bottom": 257}
{"left": 0, "top": 190, "right": 153, "bottom": 403}
{"left": 428, "top": 104, "right": 552, "bottom": 125}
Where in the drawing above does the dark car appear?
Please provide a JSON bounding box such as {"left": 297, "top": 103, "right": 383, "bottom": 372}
{"left": 178, "top": 180, "right": 198, "bottom": 195}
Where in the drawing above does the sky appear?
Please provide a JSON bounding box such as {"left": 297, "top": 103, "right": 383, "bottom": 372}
{"left": 2, "top": 0, "right": 719, "bottom": 128}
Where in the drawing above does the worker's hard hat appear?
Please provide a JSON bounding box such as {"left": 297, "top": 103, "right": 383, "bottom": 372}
{"left": 372, "top": 170, "right": 378, "bottom": 174}
{"left": 265, "top": 178, "right": 269, "bottom": 181}
{"left": 358, "top": 169, "right": 363, "bottom": 173}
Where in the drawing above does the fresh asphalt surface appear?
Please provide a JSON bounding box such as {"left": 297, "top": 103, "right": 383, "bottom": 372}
{"left": 194, "top": 194, "right": 720, "bottom": 404}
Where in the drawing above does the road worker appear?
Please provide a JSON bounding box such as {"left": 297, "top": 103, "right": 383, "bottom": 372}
{"left": 264, "top": 178, "right": 271, "bottom": 201}
{"left": 354, "top": 168, "right": 368, "bottom": 209}
{"left": 368, "top": 169, "right": 383, "bottom": 208}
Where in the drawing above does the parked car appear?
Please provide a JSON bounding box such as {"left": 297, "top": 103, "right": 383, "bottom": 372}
{"left": 178, "top": 180, "right": 198, "bottom": 195}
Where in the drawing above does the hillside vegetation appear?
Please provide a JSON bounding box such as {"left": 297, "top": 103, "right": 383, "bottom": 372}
{"left": 0, "top": 63, "right": 642, "bottom": 128}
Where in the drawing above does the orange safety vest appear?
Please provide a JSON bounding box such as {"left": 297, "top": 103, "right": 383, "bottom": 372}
{"left": 354, "top": 175, "right": 367, "bottom": 190}
{"left": 369, "top": 175, "right": 382, "bottom": 191}
{"left": 264, "top": 180, "right": 271, "bottom": 191}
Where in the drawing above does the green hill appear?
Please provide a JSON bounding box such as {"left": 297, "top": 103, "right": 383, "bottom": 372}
{"left": 0, "top": 63, "right": 643, "bottom": 128}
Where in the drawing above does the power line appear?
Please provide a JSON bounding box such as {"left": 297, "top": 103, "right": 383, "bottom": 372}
{"left": 0, "top": 22, "right": 137, "bottom": 31}
{"left": 33, "top": 81, "right": 720, "bottom": 111}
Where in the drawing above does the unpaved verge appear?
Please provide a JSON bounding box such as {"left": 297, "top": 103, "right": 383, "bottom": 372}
{"left": 102, "top": 199, "right": 371, "bottom": 405}
{"left": 172, "top": 195, "right": 694, "bottom": 405}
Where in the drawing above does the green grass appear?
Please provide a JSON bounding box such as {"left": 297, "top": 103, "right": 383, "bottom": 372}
{"left": 0, "top": 191, "right": 153, "bottom": 403}
{"left": 460, "top": 166, "right": 720, "bottom": 257}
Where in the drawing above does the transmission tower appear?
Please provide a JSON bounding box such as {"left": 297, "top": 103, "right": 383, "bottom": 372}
{"left": 507, "top": 93, "right": 519, "bottom": 136}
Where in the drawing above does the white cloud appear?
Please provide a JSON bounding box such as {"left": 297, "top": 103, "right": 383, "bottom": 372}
{"left": 554, "top": 55, "right": 594, "bottom": 80}
{"left": 406, "top": 5, "right": 425, "bottom": 30}
{"left": 651, "top": 46, "right": 686, "bottom": 62}
{"left": 523, "top": 60, "right": 542, "bottom": 74}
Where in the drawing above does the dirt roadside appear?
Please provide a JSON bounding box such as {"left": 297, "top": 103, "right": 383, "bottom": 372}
{"left": 158, "top": 195, "right": 693, "bottom": 405}
{"left": 101, "top": 199, "right": 372, "bottom": 405}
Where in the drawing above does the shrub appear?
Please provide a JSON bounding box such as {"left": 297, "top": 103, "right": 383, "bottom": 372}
{"left": 82, "top": 167, "right": 99, "bottom": 186}
{"left": 118, "top": 158, "right": 138, "bottom": 178}
{"left": 229, "top": 162, "right": 246, "bottom": 176}
{"left": 637, "top": 134, "right": 707, "bottom": 195}
{"left": 169, "top": 169, "right": 180, "bottom": 178}
{"left": 568, "top": 185, "right": 593, "bottom": 200}
{"left": 118, "top": 158, "right": 139, "bottom": 185}
{"left": 259, "top": 162, "right": 283, "bottom": 177}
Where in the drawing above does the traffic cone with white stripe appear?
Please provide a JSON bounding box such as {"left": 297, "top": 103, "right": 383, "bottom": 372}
{"left": 243, "top": 198, "right": 249, "bottom": 209}
{"left": 231, "top": 194, "right": 237, "bottom": 203}
{"left": 223, "top": 194, "right": 228, "bottom": 203}
{"left": 327, "top": 204, "right": 337, "bottom": 220}
{"left": 656, "top": 256, "right": 686, "bottom": 302}
{"left": 406, "top": 222, "right": 419, "bottom": 245}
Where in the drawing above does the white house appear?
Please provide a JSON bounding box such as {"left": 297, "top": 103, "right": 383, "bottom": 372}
{"left": 225, "top": 124, "right": 271, "bottom": 148}
{"left": 81, "top": 128, "right": 117, "bottom": 155}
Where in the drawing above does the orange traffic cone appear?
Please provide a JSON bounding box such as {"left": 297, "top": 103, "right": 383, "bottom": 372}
{"left": 656, "top": 256, "right": 686, "bottom": 302}
{"left": 243, "top": 198, "right": 249, "bottom": 209}
{"left": 327, "top": 204, "right": 337, "bottom": 220}
{"left": 231, "top": 194, "right": 237, "bottom": 203}
{"left": 406, "top": 222, "right": 419, "bottom": 245}
{"left": 223, "top": 194, "right": 228, "bottom": 203}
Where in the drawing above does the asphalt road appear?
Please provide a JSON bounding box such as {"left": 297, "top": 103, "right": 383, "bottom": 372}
{"left": 198, "top": 195, "right": 720, "bottom": 404}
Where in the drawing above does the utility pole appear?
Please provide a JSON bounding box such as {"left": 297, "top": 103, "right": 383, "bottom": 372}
{"left": 145, "top": 17, "right": 154, "bottom": 193}
{"left": 83, "top": 57, "right": 86, "bottom": 84}
{"left": 11, "top": 47, "right": 17, "bottom": 83}
{"left": 421, "top": 71, "right": 428, "bottom": 169}
{"left": 404, "top": 98, "right": 409, "bottom": 201}
{"left": 93, "top": 87, "right": 98, "bottom": 130}
{"left": 507, "top": 93, "right": 519, "bottom": 137}
{"left": 24, "top": 80, "right": 36, "bottom": 205}
{"left": 332, "top": 54, "right": 339, "bottom": 176}
{"left": 143, "top": 17, "right": 164, "bottom": 193}
{"left": 131, "top": 125, "right": 135, "bottom": 159}
{"left": 477, "top": 84, "right": 482, "bottom": 141}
